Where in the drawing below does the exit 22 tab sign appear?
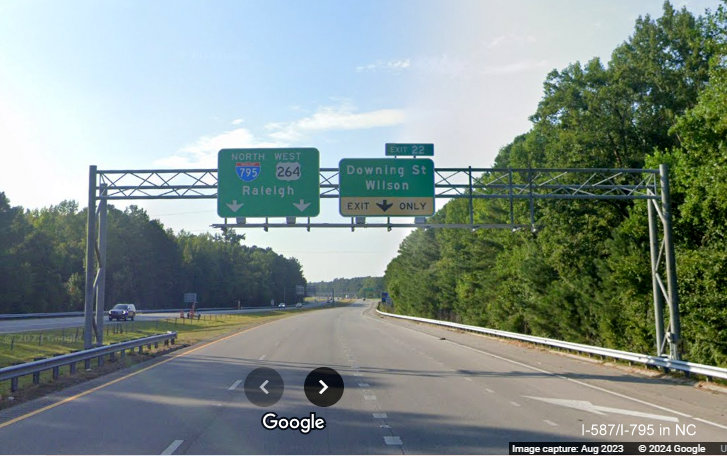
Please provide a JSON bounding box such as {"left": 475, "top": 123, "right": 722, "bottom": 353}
{"left": 217, "top": 148, "right": 320, "bottom": 218}
{"left": 339, "top": 158, "right": 435, "bottom": 217}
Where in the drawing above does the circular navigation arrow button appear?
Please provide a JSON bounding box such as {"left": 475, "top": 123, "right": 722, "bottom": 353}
{"left": 304, "top": 367, "right": 344, "bottom": 407}
{"left": 244, "top": 367, "right": 284, "bottom": 407}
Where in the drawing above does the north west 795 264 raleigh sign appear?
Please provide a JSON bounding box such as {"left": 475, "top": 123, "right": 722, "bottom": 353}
{"left": 339, "top": 158, "right": 435, "bottom": 216}
{"left": 217, "top": 148, "right": 320, "bottom": 218}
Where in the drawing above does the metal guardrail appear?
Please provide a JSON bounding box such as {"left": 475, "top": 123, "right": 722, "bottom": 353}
{"left": 0, "top": 307, "right": 242, "bottom": 320}
{"left": 0, "top": 311, "right": 84, "bottom": 320}
{"left": 376, "top": 309, "right": 727, "bottom": 381}
{"left": 0, "top": 332, "right": 177, "bottom": 392}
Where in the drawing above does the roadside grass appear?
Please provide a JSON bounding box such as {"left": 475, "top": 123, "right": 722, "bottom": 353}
{"left": 0, "top": 311, "right": 295, "bottom": 404}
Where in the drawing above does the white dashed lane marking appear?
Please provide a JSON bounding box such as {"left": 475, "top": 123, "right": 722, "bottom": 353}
{"left": 161, "top": 440, "right": 183, "bottom": 455}
{"left": 373, "top": 412, "right": 387, "bottom": 419}
{"left": 544, "top": 420, "right": 558, "bottom": 427}
{"left": 227, "top": 380, "right": 242, "bottom": 390}
{"left": 384, "top": 436, "right": 403, "bottom": 446}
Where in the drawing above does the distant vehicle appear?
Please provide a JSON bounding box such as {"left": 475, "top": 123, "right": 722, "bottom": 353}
{"left": 109, "top": 303, "right": 136, "bottom": 321}
{"left": 295, "top": 302, "right": 303, "bottom": 308}
{"left": 278, "top": 303, "right": 286, "bottom": 308}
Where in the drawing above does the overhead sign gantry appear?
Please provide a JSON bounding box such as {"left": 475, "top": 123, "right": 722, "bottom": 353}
{"left": 83, "top": 144, "right": 682, "bottom": 363}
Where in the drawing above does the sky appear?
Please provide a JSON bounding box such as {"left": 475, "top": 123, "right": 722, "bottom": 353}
{"left": 0, "top": 0, "right": 722, "bottom": 282}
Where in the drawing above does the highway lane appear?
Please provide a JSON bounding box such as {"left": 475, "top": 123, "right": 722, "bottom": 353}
{"left": 0, "top": 304, "right": 326, "bottom": 334}
{"left": 0, "top": 301, "right": 725, "bottom": 454}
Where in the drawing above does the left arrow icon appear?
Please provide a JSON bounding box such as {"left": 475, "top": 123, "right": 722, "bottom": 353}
{"left": 226, "top": 200, "right": 244, "bottom": 212}
{"left": 244, "top": 367, "right": 284, "bottom": 407}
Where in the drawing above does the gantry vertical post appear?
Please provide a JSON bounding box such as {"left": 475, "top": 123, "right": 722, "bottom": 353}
{"left": 528, "top": 168, "right": 535, "bottom": 230}
{"left": 468, "top": 167, "right": 474, "bottom": 226}
{"left": 83, "top": 166, "right": 97, "bottom": 350}
{"left": 647, "top": 196, "right": 665, "bottom": 356}
{"left": 508, "top": 169, "right": 515, "bottom": 228}
{"left": 660, "top": 164, "right": 681, "bottom": 360}
{"left": 95, "top": 184, "right": 108, "bottom": 347}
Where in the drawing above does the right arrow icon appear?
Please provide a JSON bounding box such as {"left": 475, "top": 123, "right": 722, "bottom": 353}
{"left": 304, "top": 367, "right": 344, "bottom": 407}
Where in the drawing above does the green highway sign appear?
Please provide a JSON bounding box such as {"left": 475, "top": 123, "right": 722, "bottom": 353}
{"left": 217, "top": 148, "right": 320, "bottom": 218}
{"left": 385, "top": 143, "right": 434, "bottom": 156}
{"left": 339, "top": 158, "right": 435, "bottom": 216}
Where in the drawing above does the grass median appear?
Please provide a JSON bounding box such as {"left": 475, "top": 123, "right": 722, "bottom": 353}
{"left": 0, "top": 311, "right": 296, "bottom": 406}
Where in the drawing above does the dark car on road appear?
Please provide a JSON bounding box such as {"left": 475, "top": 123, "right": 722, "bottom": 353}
{"left": 109, "top": 303, "right": 136, "bottom": 321}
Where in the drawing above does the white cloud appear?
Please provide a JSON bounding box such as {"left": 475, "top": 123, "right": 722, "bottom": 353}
{"left": 356, "top": 59, "right": 411, "bottom": 72}
{"left": 480, "top": 59, "right": 549, "bottom": 75}
{"left": 487, "top": 35, "right": 506, "bottom": 49}
{"left": 265, "top": 104, "right": 406, "bottom": 142}
{"left": 157, "top": 103, "right": 405, "bottom": 167}
{"left": 413, "top": 54, "right": 470, "bottom": 78}
{"left": 486, "top": 33, "right": 537, "bottom": 49}
{"left": 154, "top": 127, "right": 283, "bottom": 168}
{"left": 231, "top": 118, "right": 245, "bottom": 125}
{"left": 409, "top": 55, "right": 548, "bottom": 78}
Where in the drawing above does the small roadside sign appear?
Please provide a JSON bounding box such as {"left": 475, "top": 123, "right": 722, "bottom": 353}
{"left": 385, "top": 143, "right": 434, "bottom": 156}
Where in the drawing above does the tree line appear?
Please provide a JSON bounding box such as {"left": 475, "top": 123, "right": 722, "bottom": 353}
{"left": 384, "top": 2, "right": 727, "bottom": 366}
{"left": 0, "top": 197, "right": 306, "bottom": 313}
{"left": 310, "top": 276, "right": 384, "bottom": 299}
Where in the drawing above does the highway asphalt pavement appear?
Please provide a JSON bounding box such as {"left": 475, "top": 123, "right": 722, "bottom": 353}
{"left": 0, "top": 301, "right": 725, "bottom": 454}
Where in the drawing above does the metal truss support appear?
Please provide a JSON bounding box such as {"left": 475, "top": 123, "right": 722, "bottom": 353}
{"left": 85, "top": 164, "right": 681, "bottom": 359}
{"left": 95, "top": 184, "right": 109, "bottom": 347}
{"left": 646, "top": 164, "right": 681, "bottom": 360}
{"left": 83, "top": 167, "right": 109, "bottom": 349}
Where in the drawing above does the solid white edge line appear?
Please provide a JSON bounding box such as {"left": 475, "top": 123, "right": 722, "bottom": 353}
{"left": 228, "top": 380, "right": 242, "bottom": 391}
{"left": 161, "top": 439, "right": 183, "bottom": 455}
{"left": 693, "top": 417, "right": 727, "bottom": 431}
{"left": 373, "top": 314, "right": 727, "bottom": 430}
{"left": 451, "top": 339, "right": 693, "bottom": 419}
